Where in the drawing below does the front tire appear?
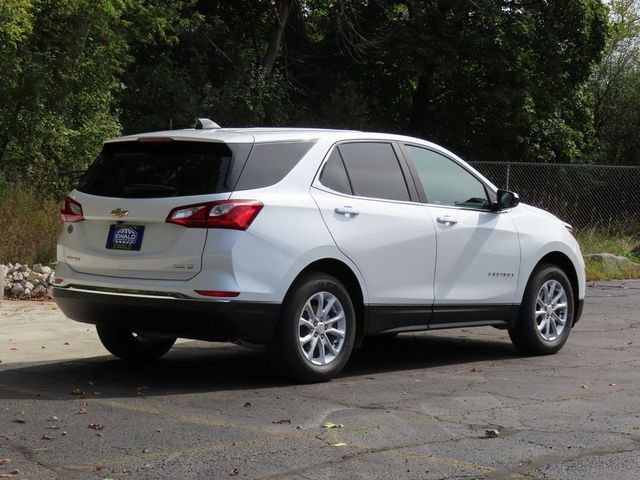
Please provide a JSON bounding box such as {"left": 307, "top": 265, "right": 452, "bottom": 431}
{"left": 270, "top": 273, "right": 356, "bottom": 383}
{"left": 96, "top": 325, "right": 176, "bottom": 362}
{"left": 509, "top": 264, "right": 574, "bottom": 355}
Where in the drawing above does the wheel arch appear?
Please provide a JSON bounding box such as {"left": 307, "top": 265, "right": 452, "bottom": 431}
{"left": 533, "top": 251, "right": 580, "bottom": 325}
{"left": 286, "top": 258, "right": 366, "bottom": 344}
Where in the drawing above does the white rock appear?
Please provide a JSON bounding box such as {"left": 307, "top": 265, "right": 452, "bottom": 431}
{"left": 41, "top": 266, "right": 52, "bottom": 275}
{"left": 23, "top": 281, "right": 34, "bottom": 290}
{"left": 19, "top": 264, "right": 28, "bottom": 272}
{"left": 32, "top": 263, "right": 44, "bottom": 273}
{"left": 12, "top": 272, "right": 24, "bottom": 281}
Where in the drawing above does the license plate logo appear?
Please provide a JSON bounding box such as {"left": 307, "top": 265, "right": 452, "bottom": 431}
{"left": 106, "top": 225, "right": 144, "bottom": 251}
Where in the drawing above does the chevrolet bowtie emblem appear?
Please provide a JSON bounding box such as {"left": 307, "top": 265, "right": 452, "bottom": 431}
{"left": 110, "top": 208, "right": 129, "bottom": 217}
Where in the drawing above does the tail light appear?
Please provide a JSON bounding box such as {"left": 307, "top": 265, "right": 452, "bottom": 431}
{"left": 60, "top": 197, "right": 84, "bottom": 222}
{"left": 166, "top": 200, "right": 263, "bottom": 230}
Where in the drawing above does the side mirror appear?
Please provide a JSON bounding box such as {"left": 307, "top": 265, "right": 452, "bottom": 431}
{"left": 492, "top": 189, "right": 520, "bottom": 211}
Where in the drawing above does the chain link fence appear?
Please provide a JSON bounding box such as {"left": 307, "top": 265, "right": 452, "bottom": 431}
{"left": 470, "top": 162, "right": 640, "bottom": 230}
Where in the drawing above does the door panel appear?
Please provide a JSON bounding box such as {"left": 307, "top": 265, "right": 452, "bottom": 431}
{"left": 311, "top": 187, "right": 436, "bottom": 306}
{"left": 429, "top": 206, "right": 520, "bottom": 306}
{"left": 400, "top": 144, "right": 521, "bottom": 326}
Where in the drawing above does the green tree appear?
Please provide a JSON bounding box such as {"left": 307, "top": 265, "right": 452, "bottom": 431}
{"left": 590, "top": 0, "right": 640, "bottom": 165}
{"left": 0, "top": 0, "right": 129, "bottom": 192}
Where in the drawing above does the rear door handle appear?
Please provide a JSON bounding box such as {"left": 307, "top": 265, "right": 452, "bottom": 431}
{"left": 335, "top": 206, "right": 359, "bottom": 217}
{"left": 436, "top": 215, "right": 458, "bottom": 225}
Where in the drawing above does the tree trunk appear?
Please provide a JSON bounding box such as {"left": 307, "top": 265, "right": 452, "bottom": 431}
{"left": 263, "top": 0, "right": 294, "bottom": 76}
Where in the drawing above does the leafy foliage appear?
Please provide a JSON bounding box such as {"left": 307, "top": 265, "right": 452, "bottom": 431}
{"left": 0, "top": 0, "right": 619, "bottom": 198}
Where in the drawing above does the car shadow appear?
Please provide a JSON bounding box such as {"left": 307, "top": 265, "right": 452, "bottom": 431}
{"left": 0, "top": 333, "right": 522, "bottom": 400}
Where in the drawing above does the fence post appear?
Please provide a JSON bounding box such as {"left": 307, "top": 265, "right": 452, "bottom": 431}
{"left": 506, "top": 163, "right": 511, "bottom": 191}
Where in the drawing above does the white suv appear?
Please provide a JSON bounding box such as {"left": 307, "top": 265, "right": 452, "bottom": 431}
{"left": 54, "top": 120, "right": 585, "bottom": 382}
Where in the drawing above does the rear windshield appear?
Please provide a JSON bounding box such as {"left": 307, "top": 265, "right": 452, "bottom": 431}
{"left": 77, "top": 141, "right": 252, "bottom": 198}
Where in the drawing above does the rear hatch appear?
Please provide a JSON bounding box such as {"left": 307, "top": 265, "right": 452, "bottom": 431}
{"left": 61, "top": 139, "right": 252, "bottom": 280}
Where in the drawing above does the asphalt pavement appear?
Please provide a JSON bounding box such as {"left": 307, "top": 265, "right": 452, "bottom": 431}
{"left": 1, "top": 280, "right": 639, "bottom": 479}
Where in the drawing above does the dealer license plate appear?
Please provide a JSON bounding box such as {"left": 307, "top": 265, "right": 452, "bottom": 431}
{"left": 106, "top": 224, "right": 145, "bottom": 251}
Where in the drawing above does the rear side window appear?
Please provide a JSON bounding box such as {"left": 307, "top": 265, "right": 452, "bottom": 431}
{"left": 234, "top": 141, "right": 316, "bottom": 190}
{"left": 77, "top": 141, "right": 252, "bottom": 198}
{"left": 338, "top": 142, "right": 410, "bottom": 201}
{"left": 319, "top": 149, "right": 352, "bottom": 194}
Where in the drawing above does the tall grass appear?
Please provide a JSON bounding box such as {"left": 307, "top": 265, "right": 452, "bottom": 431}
{"left": 0, "top": 179, "right": 61, "bottom": 265}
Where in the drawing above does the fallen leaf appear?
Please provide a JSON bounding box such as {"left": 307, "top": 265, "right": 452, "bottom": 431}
{"left": 581, "top": 384, "right": 588, "bottom": 389}
{"left": 47, "top": 416, "right": 58, "bottom": 422}
{"left": 331, "top": 442, "right": 348, "bottom": 447}
{"left": 0, "top": 469, "right": 20, "bottom": 478}
{"left": 272, "top": 419, "right": 291, "bottom": 424}
{"left": 46, "top": 426, "right": 60, "bottom": 430}
{"left": 608, "top": 383, "right": 617, "bottom": 387}
{"left": 484, "top": 428, "right": 500, "bottom": 438}
{"left": 13, "top": 419, "right": 26, "bottom": 424}
{"left": 230, "top": 468, "right": 240, "bottom": 476}
{"left": 9, "top": 348, "right": 17, "bottom": 351}
{"left": 70, "top": 389, "right": 84, "bottom": 396}
{"left": 471, "top": 367, "right": 482, "bottom": 373}
{"left": 95, "top": 465, "right": 103, "bottom": 472}
{"left": 62, "top": 431, "right": 67, "bottom": 436}
{"left": 96, "top": 433, "right": 103, "bottom": 437}
{"left": 88, "top": 422, "right": 105, "bottom": 430}
{"left": 41, "top": 434, "right": 53, "bottom": 440}
{"left": 243, "top": 402, "right": 253, "bottom": 407}
{"left": 0, "top": 460, "right": 10, "bottom": 466}
{"left": 156, "top": 428, "right": 163, "bottom": 433}
{"left": 142, "top": 448, "right": 150, "bottom": 454}
{"left": 322, "top": 422, "right": 343, "bottom": 429}
{"left": 75, "top": 408, "right": 87, "bottom": 415}
{"left": 63, "top": 342, "right": 69, "bottom": 345}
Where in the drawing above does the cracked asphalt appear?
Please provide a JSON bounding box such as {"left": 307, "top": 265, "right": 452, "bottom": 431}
{"left": 1, "top": 280, "right": 639, "bottom": 479}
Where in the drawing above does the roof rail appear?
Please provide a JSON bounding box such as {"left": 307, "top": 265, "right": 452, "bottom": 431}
{"left": 195, "top": 118, "right": 221, "bottom": 130}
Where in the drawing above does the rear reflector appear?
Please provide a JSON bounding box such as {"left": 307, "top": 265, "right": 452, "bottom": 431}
{"left": 60, "top": 197, "right": 84, "bottom": 222}
{"left": 166, "top": 200, "right": 263, "bottom": 230}
{"left": 194, "top": 290, "right": 240, "bottom": 298}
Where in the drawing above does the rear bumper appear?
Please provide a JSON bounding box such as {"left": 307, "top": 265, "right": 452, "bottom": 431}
{"left": 53, "top": 287, "right": 280, "bottom": 343}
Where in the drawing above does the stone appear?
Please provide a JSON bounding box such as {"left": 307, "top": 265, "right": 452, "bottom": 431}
{"left": 18, "top": 264, "right": 28, "bottom": 272}
{"left": 26, "top": 271, "right": 43, "bottom": 282}
{"left": 26, "top": 271, "right": 44, "bottom": 282}
{"left": 41, "top": 266, "right": 52, "bottom": 275}
{"left": 11, "top": 284, "right": 24, "bottom": 296}
{"left": 12, "top": 272, "right": 24, "bottom": 281}
{"left": 584, "top": 253, "right": 640, "bottom": 274}
{"left": 631, "top": 245, "right": 640, "bottom": 258}
{"left": 23, "top": 281, "right": 34, "bottom": 290}
{"left": 32, "top": 263, "right": 44, "bottom": 273}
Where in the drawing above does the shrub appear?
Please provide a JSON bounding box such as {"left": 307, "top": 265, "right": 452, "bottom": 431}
{"left": 0, "top": 179, "right": 60, "bottom": 265}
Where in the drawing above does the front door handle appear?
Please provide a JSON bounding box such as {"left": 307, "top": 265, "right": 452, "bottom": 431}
{"left": 335, "top": 206, "right": 359, "bottom": 218}
{"left": 436, "top": 215, "right": 458, "bottom": 225}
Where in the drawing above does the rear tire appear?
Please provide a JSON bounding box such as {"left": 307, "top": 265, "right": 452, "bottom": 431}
{"left": 96, "top": 325, "right": 176, "bottom": 362}
{"left": 270, "top": 272, "right": 356, "bottom": 383}
{"left": 509, "top": 264, "right": 574, "bottom": 355}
